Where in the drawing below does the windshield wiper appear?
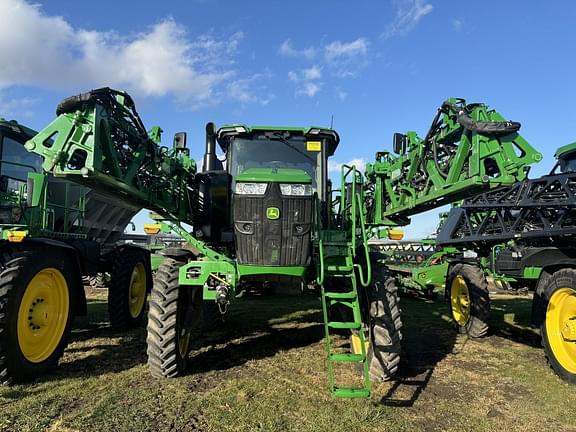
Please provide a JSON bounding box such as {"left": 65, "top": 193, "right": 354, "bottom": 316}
{"left": 265, "top": 131, "right": 317, "bottom": 164}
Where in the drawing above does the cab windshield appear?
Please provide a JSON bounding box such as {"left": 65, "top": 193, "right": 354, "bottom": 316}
{"left": 228, "top": 137, "right": 324, "bottom": 190}
{"left": 0, "top": 134, "right": 42, "bottom": 193}
{"left": 559, "top": 151, "right": 576, "bottom": 173}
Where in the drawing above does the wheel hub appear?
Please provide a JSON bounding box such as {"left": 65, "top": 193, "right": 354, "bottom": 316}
{"left": 28, "top": 298, "right": 50, "bottom": 328}
{"left": 458, "top": 294, "right": 470, "bottom": 308}
{"left": 561, "top": 318, "right": 576, "bottom": 342}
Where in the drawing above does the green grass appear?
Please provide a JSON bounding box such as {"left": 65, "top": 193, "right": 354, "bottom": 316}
{"left": 1, "top": 291, "right": 575, "bottom": 432}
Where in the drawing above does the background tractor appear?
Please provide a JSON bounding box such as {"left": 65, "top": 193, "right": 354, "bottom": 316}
{"left": 23, "top": 89, "right": 541, "bottom": 396}
{"left": 0, "top": 118, "right": 154, "bottom": 384}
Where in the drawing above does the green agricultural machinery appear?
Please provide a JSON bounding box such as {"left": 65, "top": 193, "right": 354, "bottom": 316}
{"left": 377, "top": 239, "right": 460, "bottom": 299}
{"left": 0, "top": 117, "right": 157, "bottom": 384}
{"left": 14, "top": 89, "right": 542, "bottom": 396}
{"left": 437, "top": 142, "right": 576, "bottom": 382}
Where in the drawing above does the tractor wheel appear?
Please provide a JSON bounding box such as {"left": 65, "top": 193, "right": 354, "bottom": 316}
{"left": 0, "top": 249, "right": 77, "bottom": 384}
{"left": 540, "top": 269, "right": 576, "bottom": 383}
{"left": 87, "top": 273, "right": 109, "bottom": 289}
{"left": 108, "top": 249, "right": 150, "bottom": 329}
{"left": 446, "top": 263, "right": 490, "bottom": 338}
{"left": 147, "top": 258, "right": 204, "bottom": 378}
{"left": 365, "top": 266, "right": 403, "bottom": 382}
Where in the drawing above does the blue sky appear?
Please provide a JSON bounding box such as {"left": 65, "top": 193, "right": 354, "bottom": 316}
{"left": 1, "top": 0, "right": 575, "bottom": 237}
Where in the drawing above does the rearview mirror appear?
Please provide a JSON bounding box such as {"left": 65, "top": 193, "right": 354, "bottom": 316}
{"left": 173, "top": 132, "right": 187, "bottom": 149}
{"left": 393, "top": 133, "right": 407, "bottom": 155}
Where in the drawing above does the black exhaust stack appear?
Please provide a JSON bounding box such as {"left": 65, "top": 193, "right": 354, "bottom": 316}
{"left": 203, "top": 122, "right": 221, "bottom": 172}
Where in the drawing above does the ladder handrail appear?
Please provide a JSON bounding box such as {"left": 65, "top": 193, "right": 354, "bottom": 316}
{"left": 354, "top": 190, "right": 372, "bottom": 287}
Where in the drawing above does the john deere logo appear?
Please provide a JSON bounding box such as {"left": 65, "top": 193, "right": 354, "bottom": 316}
{"left": 266, "top": 207, "right": 280, "bottom": 220}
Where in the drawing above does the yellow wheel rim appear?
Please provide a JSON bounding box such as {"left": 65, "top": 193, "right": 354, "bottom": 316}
{"left": 451, "top": 275, "right": 471, "bottom": 327}
{"left": 545, "top": 287, "right": 576, "bottom": 374}
{"left": 17, "top": 268, "right": 69, "bottom": 363}
{"left": 128, "top": 262, "right": 147, "bottom": 318}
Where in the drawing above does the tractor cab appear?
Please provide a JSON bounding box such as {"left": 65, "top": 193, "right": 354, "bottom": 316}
{"left": 0, "top": 119, "right": 42, "bottom": 196}
{"left": 554, "top": 142, "right": 576, "bottom": 174}
{"left": 216, "top": 125, "right": 339, "bottom": 196}
{"left": 195, "top": 122, "right": 339, "bottom": 277}
{"left": 0, "top": 119, "right": 43, "bottom": 230}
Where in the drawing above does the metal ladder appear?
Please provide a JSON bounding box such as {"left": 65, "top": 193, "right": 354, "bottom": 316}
{"left": 316, "top": 164, "right": 373, "bottom": 398}
{"left": 317, "top": 226, "right": 372, "bottom": 396}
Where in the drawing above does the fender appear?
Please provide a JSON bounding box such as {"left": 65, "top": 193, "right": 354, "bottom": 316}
{"left": 0, "top": 238, "right": 87, "bottom": 316}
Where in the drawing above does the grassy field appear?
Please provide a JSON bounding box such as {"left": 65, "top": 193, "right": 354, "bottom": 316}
{"left": 1, "top": 289, "right": 575, "bottom": 432}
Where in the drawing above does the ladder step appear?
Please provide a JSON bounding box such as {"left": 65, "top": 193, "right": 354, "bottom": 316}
{"left": 328, "top": 321, "right": 361, "bottom": 330}
{"left": 329, "top": 353, "right": 365, "bottom": 362}
{"left": 332, "top": 387, "right": 371, "bottom": 398}
{"left": 322, "top": 241, "right": 348, "bottom": 246}
{"left": 324, "top": 291, "right": 357, "bottom": 299}
{"left": 326, "top": 265, "right": 353, "bottom": 273}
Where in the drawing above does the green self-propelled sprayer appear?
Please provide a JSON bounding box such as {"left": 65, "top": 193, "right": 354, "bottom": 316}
{"left": 22, "top": 89, "right": 541, "bottom": 397}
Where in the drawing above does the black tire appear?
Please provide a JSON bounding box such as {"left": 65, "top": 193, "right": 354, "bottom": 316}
{"left": 446, "top": 263, "right": 490, "bottom": 338}
{"left": 108, "top": 249, "right": 150, "bottom": 329}
{"left": 366, "top": 265, "right": 403, "bottom": 382}
{"left": 0, "top": 248, "right": 78, "bottom": 384}
{"left": 147, "top": 258, "right": 204, "bottom": 378}
{"left": 539, "top": 268, "right": 576, "bottom": 383}
{"left": 87, "top": 273, "right": 109, "bottom": 289}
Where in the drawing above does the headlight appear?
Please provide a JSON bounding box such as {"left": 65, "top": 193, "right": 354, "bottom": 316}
{"left": 279, "top": 183, "right": 313, "bottom": 196}
{"left": 235, "top": 182, "right": 267, "bottom": 195}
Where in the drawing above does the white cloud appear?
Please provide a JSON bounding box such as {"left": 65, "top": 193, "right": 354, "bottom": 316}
{"left": 278, "top": 39, "right": 317, "bottom": 59}
{"left": 324, "top": 38, "right": 369, "bottom": 77}
{"left": 381, "top": 0, "right": 433, "bottom": 39}
{"left": 288, "top": 66, "right": 323, "bottom": 97}
{"left": 0, "top": 0, "right": 263, "bottom": 108}
{"left": 303, "top": 66, "right": 322, "bottom": 81}
{"left": 280, "top": 38, "right": 369, "bottom": 95}
{"left": 289, "top": 66, "right": 322, "bottom": 82}
{"left": 280, "top": 38, "right": 370, "bottom": 78}
{"left": 226, "top": 73, "right": 275, "bottom": 106}
{"left": 328, "top": 158, "right": 366, "bottom": 174}
{"left": 300, "top": 82, "right": 321, "bottom": 97}
{"left": 325, "top": 39, "right": 368, "bottom": 62}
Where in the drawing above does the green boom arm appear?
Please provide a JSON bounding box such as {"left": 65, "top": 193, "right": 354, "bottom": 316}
{"left": 24, "top": 88, "right": 196, "bottom": 225}
{"left": 364, "top": 98, "right": 543, "bottom": 226}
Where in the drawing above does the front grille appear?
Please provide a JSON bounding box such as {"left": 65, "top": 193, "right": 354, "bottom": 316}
{"left": 233, "top": 183, "right": 312, "bottom": 266}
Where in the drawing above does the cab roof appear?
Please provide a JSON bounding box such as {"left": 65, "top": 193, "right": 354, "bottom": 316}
{"left": 0, "top": 118, "right": 37, "bottom": 141}
{"left": 216, "top": 124, "right": 340, "bottom": 156}
{"left": 555, "top": 142, "right": 576, "bottom": 160}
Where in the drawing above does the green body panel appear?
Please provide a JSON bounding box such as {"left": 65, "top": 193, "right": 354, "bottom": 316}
{"left": 380, "top": 243, "right": 459, "bottom": 293}
{"left": 237, "top": 264, "right": 307, "bottom": 277}
{"left": 522, "top": 266, "right": 543, "bottom": 279}
{"left": 150, "top": 254, "right": 165, "bottom": 272}
{"left": 178, "top": 260, "right": 237, "bottom": 301}
{"left": 236, "top": 167, "right": 311, "bottom": 183}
